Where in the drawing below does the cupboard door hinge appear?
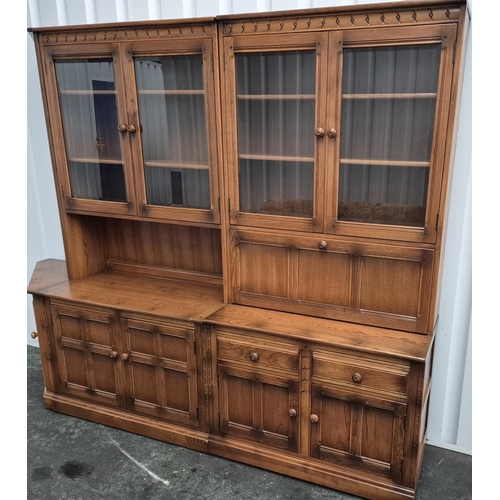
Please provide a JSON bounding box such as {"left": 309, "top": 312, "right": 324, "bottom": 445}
{"left": 452, "top": 42, "right": 457, "bottom": 64}
{"left": 196, "top": 407, "right": 200, "bottom": 419}
{"left": 401, "top": 458, "right": 404, "bottom": 477}
{"left": 218, "top": 197, "right": 221, "bottom": 213}
{"left": 193, "top": 340, "right": 196, "bottom": 355}
{"left": 435, "top": 213, "right": 440, "bottom": 232}
{"left": 403, "top": 414, "right": 407, "bottom": 431}
{"left": 228, "top": 198, "right": 231, "bottom": 216}
{"left": 223, "top": 53, "right": 226, "bottom": 71}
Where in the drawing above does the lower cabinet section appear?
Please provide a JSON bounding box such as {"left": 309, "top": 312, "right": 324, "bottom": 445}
{"left": 32, "top": 293, "right": 432, "bottom": 500}
{"left": 50, "top": 300, "right": 201, "bottom": 430}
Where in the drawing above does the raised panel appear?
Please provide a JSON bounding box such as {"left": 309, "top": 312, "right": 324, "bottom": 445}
{"left": 239, "top": 241, "right": 289, "bottom": 297}
{"left": 297, "top": 248, "right": 352, "bottom": 306}
{"left": 359, "top": 256, "right": 422, "bottom": 317}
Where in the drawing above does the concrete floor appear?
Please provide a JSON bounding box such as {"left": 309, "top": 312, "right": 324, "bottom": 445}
{"left": 27, "top": 345, "right": 472, "bottom": 500}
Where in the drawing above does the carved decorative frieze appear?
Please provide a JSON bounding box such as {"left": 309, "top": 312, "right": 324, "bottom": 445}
{"left": 222, "top": 6, "right": 459, "bottom": 35}
{"left": 40, "top": 24, "right": 213, "bottom": 45}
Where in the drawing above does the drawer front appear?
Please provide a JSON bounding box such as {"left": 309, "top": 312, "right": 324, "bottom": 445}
{"left": 217, "top": 330, "right": 299, "bottom": 374}
{"left": 313, "top": 351, "right": 409, "bottom": 397}
{"left": 231, "top": 229, "right": 434, "bottom": 333}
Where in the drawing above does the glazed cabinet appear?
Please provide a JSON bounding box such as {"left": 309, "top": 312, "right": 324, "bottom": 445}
{"left": 37, "top": 20, "right": 221, "bottom": 224}
{"left": 219, "top": 9, "right": 462, "bottom": 330}
{"left": 222, "top": 20, "right": 456, "bottom": 243}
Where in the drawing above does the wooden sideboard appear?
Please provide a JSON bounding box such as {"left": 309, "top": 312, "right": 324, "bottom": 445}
{"left": 28, "top": 2, "right": 469, "bottom": 498}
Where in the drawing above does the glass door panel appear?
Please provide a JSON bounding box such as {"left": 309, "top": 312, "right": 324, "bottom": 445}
{"left": 55, "top": 58, "right": 127, "bottom": 203}
{"left": 338, "top": 44, "right": 441, "bottom": 227}
{"left": 135, "top": 54, "right": 210, "bottom": 209}
{"left": 236, "top": 50, "right": 316, "bottom": 218}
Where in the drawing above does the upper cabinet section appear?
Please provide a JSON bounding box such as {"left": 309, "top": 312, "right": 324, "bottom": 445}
{"left": 220, "top": 5, "right": 460, "bottom": 242}
{"left": 33, "top": 21, "right": 220, "bottom": 225}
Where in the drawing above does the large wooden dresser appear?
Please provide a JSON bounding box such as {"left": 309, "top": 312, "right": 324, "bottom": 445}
{"left": 28, "top": 1, "right": 469, "bottom": 498}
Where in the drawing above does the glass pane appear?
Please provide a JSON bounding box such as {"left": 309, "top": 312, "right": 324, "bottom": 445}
{"left": 338, "top": 164, "right": 428, "bottom": 227}
{"left": 339, "top": 44, "right": 441, "bottom": 227}
{"left": 240, "top": 159, "right": 314, "bottom": 216}
{"left": 55, "top": 58, "right": 127, "bottom": 202}
{"left": 135, "top": 55, "right": 210, "bottom": 209}
{"left": 236, "top": 51, "right": 316, "bottom": 218}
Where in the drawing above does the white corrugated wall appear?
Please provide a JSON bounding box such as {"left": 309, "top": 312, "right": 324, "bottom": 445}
{"left": 26, "top": 0, "right": 472, "bottom": 456}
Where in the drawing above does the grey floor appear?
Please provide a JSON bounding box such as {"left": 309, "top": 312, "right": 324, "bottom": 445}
{"left": 27, "top": 345, "right": 472, "bottom": 500}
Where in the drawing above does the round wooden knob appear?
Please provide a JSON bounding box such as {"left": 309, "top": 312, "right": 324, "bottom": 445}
{"left": 249, "top": 352, "right": 259, "bottom": 362}
{"left": 110, "top": 351, "right": 118, "bottom": 359}
{"left": 327, "top": 128, "right": 337, "bottom": 138}
{"left": 118, "top": 124, "right": 127, "bottom": 133}
{"left": 289, "top": 409, "right": 297, "bottom": 418}
{"left": 310, "top": 414, "right": 319, "bottom": 423}
{"left": 120, "top": 353, "right": 130, "bottom": 361}
{"left": 352, "top": 372, "right": 362, "bottom": 383}
{"left": 315, "top": 127, "right": 325, "bottom": 138}
{"left": 127, "top": 125, "right": 136, "bottom": 133}
{"left": 31, "top": 331, "right": 38, "bottom": 339}
{"left": 318, "top": 241, "right": 327, "bottom": 250}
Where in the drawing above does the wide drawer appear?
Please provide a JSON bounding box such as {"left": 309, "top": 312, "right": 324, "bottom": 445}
{"left": 230, "top": 229, "right": 435, "bottom": 334}
{"left": 216, "top": 330, "right": 299, "bottom": 373}
{"left": 313, "top": 350, "right": 410, "bottom": 397}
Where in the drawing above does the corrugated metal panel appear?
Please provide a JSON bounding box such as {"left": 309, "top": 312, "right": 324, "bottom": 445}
{"left": 26, "top": 0, "right": 472, "bottom": 455}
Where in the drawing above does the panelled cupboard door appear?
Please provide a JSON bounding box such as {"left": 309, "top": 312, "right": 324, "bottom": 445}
{"left": 310, "top": 384, "right": 406, "bottom": 482}
{"left": 120, "top": 318, "right": 200, "bottom": 428}
{"left": 231, "top": 230, "right": 434, "bottom": 333}
{"left": 218, "top": 364, "right": 299, "bottom": 452}
{"left": 222, "top": 24, "right": 457, "bottom": 243}
{"left": 50, "top": 303, "right": 124, "bottom": 408}
{"left": 38, "top": 30, "right": 220, "bottom": 224}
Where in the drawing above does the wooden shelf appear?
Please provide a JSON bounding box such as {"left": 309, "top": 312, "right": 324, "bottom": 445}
{"left": 240, "top": 154, "right": 314, "bottom": 163}
{"left": 138, "top": 89, "right": 205, "bottom": 95}
{"left": 59, "top": 90, "right": 117, "bottom": 95}
{"left": 342, "top": 93, "right": 437, "bottom": 99}
{"left": 144, "top": 160, "right": 210, "bottom": 170}
{"left": 340, "top": 159, "right": 430, "bottom": 167}
{"left": 69, "top": 157, "right": 124, "bottom": 165}
{"left": 237, "top": 94, "right": 315, "bottom": 100}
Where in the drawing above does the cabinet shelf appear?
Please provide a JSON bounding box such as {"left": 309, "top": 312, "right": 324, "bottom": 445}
{"left": 237, "top": 94, "right": 315, "bottom": 100}
{"left": 239, "top": 154, "right": 314, "bottom": 163}
{"left": 69, "top": 157, "right": 123, "bottom": 165}
{"left": 340, "top": 159, "right": 430, "bottom": 167}
{"left": 138, "top": 89, "right": 205, "bottom": 95}
{"left": 144, "top": 160, "right": 210, "bottom": 170}
{"left": 59, "top": 90, "right": 117, "bottom": 95}
{"left": 342, "top": 93, "right": 437, "bottom": 99}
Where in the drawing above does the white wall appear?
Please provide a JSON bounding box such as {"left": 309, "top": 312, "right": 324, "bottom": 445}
{"left": 26, "top": 0, "right": 472, "bottom": 455}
